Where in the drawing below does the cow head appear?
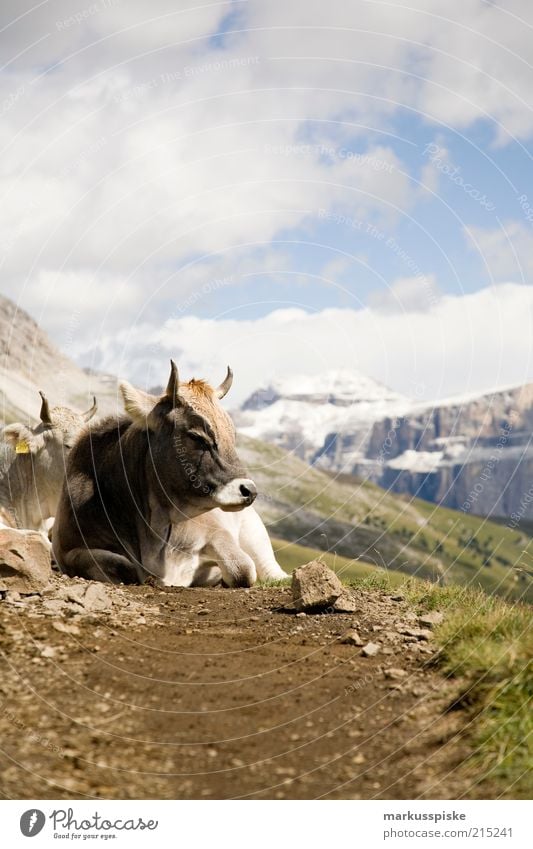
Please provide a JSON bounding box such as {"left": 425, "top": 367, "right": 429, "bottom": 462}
{"left": 3, "top": 392, "right": 98, "bottom": 465}
{"left": 119, "top": 361, "right": 257, "bottom": 516}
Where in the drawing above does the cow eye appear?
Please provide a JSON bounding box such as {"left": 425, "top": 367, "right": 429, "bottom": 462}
{"left": 187, "top": 431, "right": 211, "bottom": 450}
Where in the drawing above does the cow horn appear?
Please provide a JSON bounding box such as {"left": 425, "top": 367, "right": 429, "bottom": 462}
{"left": 215, "top": 366, "right": 233, "bottom": 399}
{"left": 166, "top": 359, "right": 180, "bottom": 406}
{"left": 39, "top": 391, "right": 52, "bottom": 426}
{"left": 82, "top": 396, "right": 98, "bottom": 422}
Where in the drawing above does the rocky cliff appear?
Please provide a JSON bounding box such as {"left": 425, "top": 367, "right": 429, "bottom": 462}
{"left": 238, "top": 374, "right": 533, "bottom": 521}
{"left": 0, "top": 295, "right": 118, "bottom": 423}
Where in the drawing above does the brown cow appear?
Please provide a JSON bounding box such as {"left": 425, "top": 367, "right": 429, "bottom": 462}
{"left": 52, "top": 361, "right": 286, "bottom": 587}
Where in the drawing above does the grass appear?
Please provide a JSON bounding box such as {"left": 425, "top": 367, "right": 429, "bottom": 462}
{"left": 350, "top": 572, "right": 533, "bottom": 799}
{"left": 271, "top": 536, "right": 410, "bottom": 587}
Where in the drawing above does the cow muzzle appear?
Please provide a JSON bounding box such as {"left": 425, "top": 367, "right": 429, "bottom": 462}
{"left": 212, "top": 478, "right": 257, "bottom": 510}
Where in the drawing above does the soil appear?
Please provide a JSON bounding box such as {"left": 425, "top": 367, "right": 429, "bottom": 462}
{"left": 0, "top": 575, "right": 486, "bottom": 800}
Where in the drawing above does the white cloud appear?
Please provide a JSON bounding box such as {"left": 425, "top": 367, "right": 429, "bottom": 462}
{"left": 465, "top": 220, "right": 533, "bottom": 281}
{"left": 2, "top": 0, "right": 533, "bottom": 376}
{"left": 77, "top": 282, "right": 533, "bottom": 406}
{"left": 367, "top": 274, "right": 441, "bottom": 314}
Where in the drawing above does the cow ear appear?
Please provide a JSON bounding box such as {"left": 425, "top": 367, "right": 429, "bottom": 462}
{"left": 119, "top": 382, "right": 158, "bottom": 428}
{"left": 3, "top": 423, "right": 40, "bottom": 454}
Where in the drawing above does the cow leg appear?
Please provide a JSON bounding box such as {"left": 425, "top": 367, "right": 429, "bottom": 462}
{"left": 60, "top": 548, "right": 142, "bottom": 584}
{"left": 238, "top": 508, "right": 288, "bottom": 581}
{"left": 203, "top": 534, "right": 257, "bottom": 587}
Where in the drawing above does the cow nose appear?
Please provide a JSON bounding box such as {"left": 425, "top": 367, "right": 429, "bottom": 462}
{"left": 239, "top": 481, "right": 257, "bottom": 502}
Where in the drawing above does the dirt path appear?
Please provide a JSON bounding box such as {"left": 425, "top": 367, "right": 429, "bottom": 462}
{"left": 0, "top": 577, "right": 483, "bottom": 800}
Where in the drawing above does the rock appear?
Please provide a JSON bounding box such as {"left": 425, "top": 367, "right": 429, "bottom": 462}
{"left": 361, "top": 642, "right": 381, "bottom": 657}
{"left": 390, "top": 594, "right": 405, "bottom": 602}
{"left": 397, "top": 626, "right": 432, "bottom": 641}
{"left": 339, "top": 629, "right": 363, "bottom": 646}
{"left": 384, "top": 667, "right": 408, "bottom": 680}
{"left": 0, "top": 528, "right": 51, "bottom": 594}
{"left": 291, "top": 561, "right": 343, "bottom": 612}
{"left": 295, "top": 612, "right": 307, "bottom": 618}
{"left": 57, "top": 582, "right": 113, "bottom": 613}
{"left": 52, "top": 621, "right": 81, "bottom": 635}
{"left": 418, "top": 611, "right": 444, "bottom": 628}
{"left": 39, "top": 645, "right": 56, "bottom": 658}
{"left": 81, "top": 584, "right": 112, "bottom": 612}
{"left": 4, "top": 590, "right": 21, "bottom": 603}
{"left": 333, "top": 591, "right": 358, "bottom": 613}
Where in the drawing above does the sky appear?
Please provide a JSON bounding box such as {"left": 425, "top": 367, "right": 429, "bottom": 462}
{"left": 1, "top": 0, "right": 533, "bottom": 405}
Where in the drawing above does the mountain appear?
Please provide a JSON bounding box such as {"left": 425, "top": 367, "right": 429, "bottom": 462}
{"left": 236, "top": 372, "right": 533, "bottom": 523}
{"left": 0, "top": 296, "right": 118, "bottom": 423}
{"left": 235, "top": 369, "right": 412, "bottom": 464}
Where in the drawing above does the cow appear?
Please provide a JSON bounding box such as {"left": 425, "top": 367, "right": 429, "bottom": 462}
{"left": 1, "top": 392, "right": 98, "bottom": 532}
{"left": 53, "top": 361, "right": 288, "bottom": 587}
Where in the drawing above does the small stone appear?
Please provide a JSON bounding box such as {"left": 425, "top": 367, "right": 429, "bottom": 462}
{"left": 4, "top": 590, "right": 21, "bottom": 603}
{"left": 352, "top": 753, "right": 366, "bottom": 764}
{"left": 384, "top": 667, "right": 408, "bottom": 680}
{"left": 390, "top": 594, "right": 405, "bottom": 602}
{"left": 382, "top": 647, "right": 394, "bottom": 655}
{"left": 295, "top": 612, "right": 307, "bottom": 618}
{"left": 333, "top": 591, "right": 358, "bottom": 613}
{"left": 397, "top": 626, "right": 432, "bottom": 641}
{"left": 52, "top": 621, "right": 80, "bottom": 635}
{"left": 291, "top": 561, "right": 343, "bottom": 612}
{"left": 418, "top": 611, "right": 444, "bottom": 628}
{"left": 86, "top": 583, "right": 113, "bottom": 610}
{"left": 361, "top": 642, "right": 381, "bottom": 657}
{"left": 197, "top": 609, "right": 209, "bottom": 616}
{"left": 339, "top": 629, "right": 363, "bottom": 646}
{"left": 40, "top": 646, "right": 56, "bottom": 658}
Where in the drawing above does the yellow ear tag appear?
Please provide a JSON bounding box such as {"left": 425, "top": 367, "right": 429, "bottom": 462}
{"left": 15, "top": 440, "right": 30, "bottom": 454}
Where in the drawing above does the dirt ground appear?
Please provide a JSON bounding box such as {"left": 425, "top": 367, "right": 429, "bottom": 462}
{"left": 0, "top": 575, "right": 485, "bottom": 800}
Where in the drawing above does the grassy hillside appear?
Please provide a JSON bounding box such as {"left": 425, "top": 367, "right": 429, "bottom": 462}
{"left": 238, "top": 435, "right": 533, "bottom": 602}
{"left": 271, "top": 536, "right": 409, "bottom": 587}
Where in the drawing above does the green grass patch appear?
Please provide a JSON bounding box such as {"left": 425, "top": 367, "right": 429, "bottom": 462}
{"left": 271, "top": 536, "right": 409, "bottom": 587}
{"left": 347, "top": 572, "right": 533, "bottom": 798}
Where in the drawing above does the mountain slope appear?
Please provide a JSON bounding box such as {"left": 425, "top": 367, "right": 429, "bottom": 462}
{"left": 0, "top": 295, "right": 118, "bottom": 423}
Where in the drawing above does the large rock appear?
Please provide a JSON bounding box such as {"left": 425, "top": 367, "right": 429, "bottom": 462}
{"left": 292, "top": 560, "right": 343, "bottom": 611}
{"left": 0, "top": 528, "right": 51, "bottom": 593}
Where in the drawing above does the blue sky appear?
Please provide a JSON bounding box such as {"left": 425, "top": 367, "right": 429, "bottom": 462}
{"left": 1, "top": 1, "right": 533, "bottom": 403}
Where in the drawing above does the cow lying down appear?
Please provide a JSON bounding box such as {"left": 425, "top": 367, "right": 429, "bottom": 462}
{"left": 53, "top": 361, "right": 288, "bottom": 587}
{"left": 1, "top": 391, "right": 98, "bottom": 532}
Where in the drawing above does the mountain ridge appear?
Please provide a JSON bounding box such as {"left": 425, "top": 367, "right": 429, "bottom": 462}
{"left": 236, "top": 370, "right": 533, "bottom": 522}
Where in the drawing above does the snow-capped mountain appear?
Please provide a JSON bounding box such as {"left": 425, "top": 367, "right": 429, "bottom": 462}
{"left": 236, "top": 370, "right": 533, "bottom": 521}
{"left": 234, "top": 369, "right": 414, "bottom": 465}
